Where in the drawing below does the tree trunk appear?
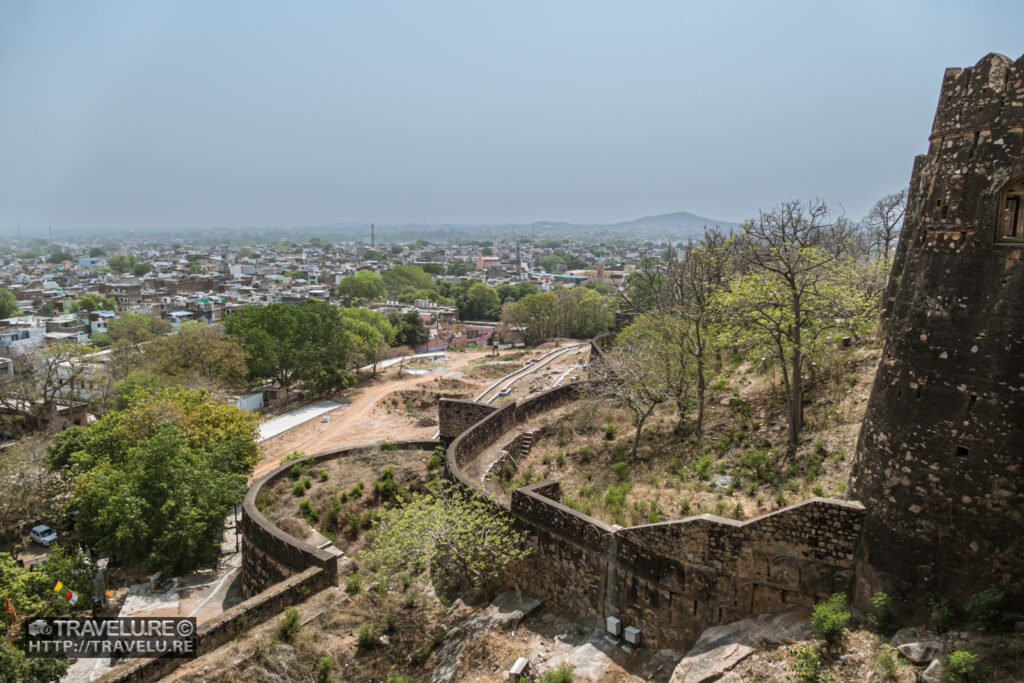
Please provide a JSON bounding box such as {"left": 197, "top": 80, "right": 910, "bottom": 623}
{"left": 695, "top": 357, "right": 706, "bottom": 437}
{"left": 788, "top": 336, "right": 803, "bottom": 451}
{"left": 630, "top": 405, "right": 656, "bottom": 459}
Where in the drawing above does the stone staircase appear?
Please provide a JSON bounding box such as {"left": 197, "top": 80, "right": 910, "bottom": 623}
{"left": 519, "top": 432, "right": 534, "bottom": 460}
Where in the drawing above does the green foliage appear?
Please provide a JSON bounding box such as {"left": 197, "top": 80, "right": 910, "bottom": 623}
{"left": 345, "top": 571, "right": 364, "bottom": 594}
{"left": 788, "top": 645, "right": 823, "bottom": 682}
{"left": 603, "top": 423, "right": 617, "bottom": 440}
{"left": 867, "top": 592, "right": 895, "bottom": 635}
{"left": 356, "top": 623, "right": 378, "bottom": 649}
{"left": 930, "top": 596, "right": 956, "bottom": 632}
{"left": 141, "top": 323, "right": 249, "bottom": 389}
{"left": 381, "top": 610, "right": 398, "bottom": 634}
{"left": 966, "top": 587, "right": 1008, "bottom": 631}
{"left": 694, "top": 453, "right": 713, "bottom": 480}
{"left": 0, "top": 639, "right": 71, "bottom": 682}
{"left": 277, "top": 606, "right": 301, "bottom": 642}
{"left": 387, "top": 309, "right": 430, "bottom": 347}
{"left": 944, "top": 650, "right": 984, "bottom": 682}
{"left": 374, "top": 467, "right": 401, "bottom": 502}
{"left": 73, "top": 292, "right": 116, "bottom": 312}
{"left": 107, "top": 253, "right": 137, "bottom": 273}
{"left": 380, "top": 440, "right": 397, "bottom": 451}
{"left": 107, "top": 312, "right": 171, "bottom": 343}
{"left": 457, "top": 282, "right": 502, "bottom": 321}
{"left": 382, "top": 265, "right": 435, "bottom": 297}
{"left": 336, "top": 270, "right": 386, "bottom": 305}
{"left": 360, "top": 481, "right": 530, "bottom": 592}
{"left": 316, "top": 656, "right": 333, "bottom": 682}
{"left": 72, "top": 423, "right": 247, "bottom": 574}
{"left": 428, "top": 445, "right": 446, "bottom": 470}
{"left": 612, "top": 460, "right": 630, "bottom": 482}
{"left": 810, "top": 593, "right": 850, "bottom": 649}
{"left": 874, "top": 643, "right": 900, "bottom": 680}
{"left": 501, "top": 288, "right": 612, "bottom": 344}
{"left": 539, "top": 663, "right": 575, "bottom": 683}
{"left": 224, "top": 300, "right": 357, "bottom": 393}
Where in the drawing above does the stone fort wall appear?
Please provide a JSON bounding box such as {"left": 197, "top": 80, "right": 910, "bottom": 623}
{"left": 848, "top": 52, "right": 1024, "bottom": 613}
{"left": 442, "top": 383, "right": 864, "bottom": 647}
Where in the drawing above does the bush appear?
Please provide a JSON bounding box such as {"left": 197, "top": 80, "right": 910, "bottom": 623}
{"left": 539, "top": 663, "right": 574, "bottom": 683}
{"left": 810, "top": 593, "right": 849, "bottom": 649}
{"left": 788, "top": 645, "right": 823, "bottom": 682}
{"left": 966, "top": 587, "right": 1007, "bottom": 631}
{"left": 867, "top": 592, "right": 895, "bottom": 635}
{"left": 874, "top": 643, "right": 900, "bottom": 680}
{"left": 944, "top": 650, "right": 984, "bottom": 682}
{"left": 345, "top": 571, "right": 364, "bottom": 594}
{"left": 298, "top": 498, "right": 318, "bottom": 523}
{"left": 316, "top": 656, "right": 333, "bottom": 682}
{"left": 930, "top": 596, "right": 956, "bottom": 632}
{"left": 317, "top": 469, "right": 329, "bottom": 482}
{"left": 603, "top": 423, "right": 617, "bottom": 440}
{"left": 292, "top": 480, "right": 307, "bottom": 497}
{"left": 356, "top": 623, "right": 378, "bottom": 650}
{"left": 382, "top": 610, "right": 398, "bottom": 634}
{"left": 277, "top": 606, "right": 301, "bottom": 642}
{"left": 428, "top": 446, "right": 445, "bottom": 470}
{"left": 694, "top": 453, "right": 713, "bottom": 480}
{"left": 612, "top": 460, "right": 630, "bottom": 482}
{"left": 380, "top": 440, "right": 397, "bottom": 451}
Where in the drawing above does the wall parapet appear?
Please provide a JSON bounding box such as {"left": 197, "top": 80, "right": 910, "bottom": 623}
{"left": 441, "top": 375, "right": 865, "bottom": 648}
{"left": 242, "top": 439, "right": 438, "bottom": 596}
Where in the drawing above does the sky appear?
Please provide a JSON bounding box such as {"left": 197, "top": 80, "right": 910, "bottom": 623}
{"left": 1, "top": 1, "right": 1022, "bottom": 233}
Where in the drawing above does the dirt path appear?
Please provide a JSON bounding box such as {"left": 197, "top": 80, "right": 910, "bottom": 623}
{"left": 253, "top": 347, "right": 498, "bottom": 479}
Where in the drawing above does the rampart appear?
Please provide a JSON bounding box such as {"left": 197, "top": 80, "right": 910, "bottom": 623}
{"left": 442, "top": 383, "right": 864, "bottom": 647}
{"left": 439, "top": 398, "right": 500, "bottom": 443}
{"left": 242, "top": 439, "right": 438, "bottom": 596}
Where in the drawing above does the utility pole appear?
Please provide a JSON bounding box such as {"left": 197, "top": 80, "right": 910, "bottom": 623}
{"left": 371, "top": 223, "right": 375, "bottom": 248}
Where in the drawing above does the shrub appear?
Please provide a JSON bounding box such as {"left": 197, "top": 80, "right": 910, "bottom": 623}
{"left": 382, "top": 610, "right": 398, "bottom": 634}
{"left": 345, "top": 571, "right": 364, "bottom": 594}
{"left": 930, "top": 596, "right": 956, "bottom": 632}
{"left": 812, "top": 485, "right": 825, "bottom": 497}
{"left": 380, "top": 440, "right": 397, "bottom": 451}
{"left": 292, "top": 480, "right": 307, "bottom": 497}
{"left": 578, "top": 446, "right": 592, "bottom": 463}
{"left": 603, "top": 423, "right": 617, "bottom": 440}
{"left": 867, "top": 591, "right": 895, "bottom": 635}
{"left": 356, "top": 623, "right": 378, "bottom": 649}
{"left": 316, "top": 656, "right": 333, "bottom": 682}
{"left": 612, "top": 460, "right": 630, "bottom": 482}
{"left": 428, "top": 452, "right": 444, "bottom": 470}
{"left": 811, "top": 593, "right": 849, "bottom": 649}
{"left": 647, "top": 501, "right": 662, "bottom": 524}
{"left": 290, "top": 461, "right": 311, "bottom": 478}
{"left": 944, "top": 650, "right": 983, "bottom": 682}
{"left": 874, "top": 643, "right": 900, "bottom": 680}
{"left": 694, "top": 453, "right": 713, "bottom": 480}
{"left": 317, "top": 469, "right": 329, "bottom": 482}
{"left": 539, "top": 663, "right": 574, "bottom": 683}
{"left": 966, "top": 587, "right": 1007, "bottom": 631}
{"left": 298, "top": 498, "right": 318, "bottom": 523}
{"left": 276, "top": 606, "right": 301, "bottom": 642}
{"left": 374, "top": 467, "right": 399, "bottom": 501}
{"left": 788, "top": 645, "right": 823, "bottom": 682}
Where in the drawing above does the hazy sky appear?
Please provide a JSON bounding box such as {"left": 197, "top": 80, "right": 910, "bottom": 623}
{"left": 1, "top": 1, "right": 1021, "bottom": 232}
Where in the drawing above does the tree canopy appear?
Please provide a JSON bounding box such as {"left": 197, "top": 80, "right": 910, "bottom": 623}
{"left": 336, "top": 270, "right": 386, "bottom": 305}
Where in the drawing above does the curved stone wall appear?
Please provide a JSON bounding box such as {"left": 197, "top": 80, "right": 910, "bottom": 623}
{"left": 242, "top": 439, "right": 438, "bottom": 596}
{"left": 442, "top": 383, "right": 864, "bottom": 647}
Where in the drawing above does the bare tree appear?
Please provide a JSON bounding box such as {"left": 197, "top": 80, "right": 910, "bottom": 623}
{"left": 0, "top": 438, "right": 70, "bottom": 558}
{"left": 591, "top": 330, "right": 671, "bottom": 459}
{"left": 863, "top": 190, "right": 907, "bottom": 259}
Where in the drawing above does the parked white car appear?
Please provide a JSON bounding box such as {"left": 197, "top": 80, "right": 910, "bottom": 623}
{"left": 30, "top": 524, "right": 57, "bottom": 547}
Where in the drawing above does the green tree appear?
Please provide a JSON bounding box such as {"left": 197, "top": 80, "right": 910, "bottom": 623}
{"left": 224, "top": 300, "right": 352, "bottom": 393}
{"left": 46, "top": 251, "right": 73, "bottom": 264}
{"left": 0, "top": 288, "right": 20, "bottom": 318}
{"left": 420, "top": 262, "right": 444, "bottom": 275}
{"left": 107, "top": 312, "right": 171, "bottom": 344}
{"left": 718, "top": 200, "right": 877, "bottom": 449}
{"left": 457, "top": 282, "right": 501, "bottom": 320}
{"left": 340, "top": 307, "right": 396, "bottom": 374}
{"left": 72, "top": 423, "right": 247, "bottom": 574}
{"left": 142, "top": 322, "right": 248, "bottom": 390}
{"left": 72, "top": 293, "right": 116, "bottom": 312}
{"left": 382, "top": 265, "right": 435, "bottom": 297}
{"left": 106, "top": 254, "right": 137, "bottom": 273}
{"left": 496, "top": 281, "right": 538, "bottom": 302}
{"left": 88, "top": 246, "right": 106, "bottom": 257}
{"left": 388, "top": 310, "right": 430, "bottom": 348}
{"left": 336, "top": 270, "right": 386, "bottom": 305}
{"left": 361, "top": 482, "right": 530, "bottom": 593}
{"left": 592, "top": 326, "right": 672, "bottom": 459}
{"left": 132, "top": 263, "right": 152, "bottom": 277}
{"left": 446, "top": 259, "right": 470, "bottom": 276}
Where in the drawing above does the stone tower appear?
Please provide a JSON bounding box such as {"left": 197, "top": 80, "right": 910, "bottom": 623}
{"left": 849, "top": 53, "right": 1024, "bottom": 612}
